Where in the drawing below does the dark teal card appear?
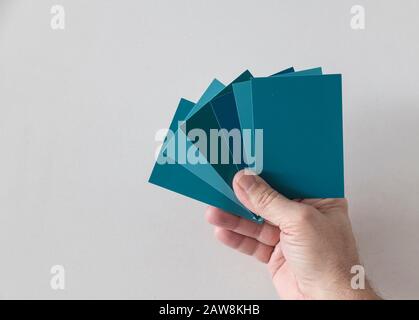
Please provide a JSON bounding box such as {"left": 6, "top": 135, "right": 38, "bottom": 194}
{"left": 184, "top": 70, "right": 255, "bottom": 188}
{"left": 251, "top": 74, "right": 344, "bottom": 198}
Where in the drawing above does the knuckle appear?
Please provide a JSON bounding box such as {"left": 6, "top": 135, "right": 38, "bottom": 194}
{"left": 252, "top": 223, "right": 263, "bottom": 240}
{"left": 295, "top": 206, "right": 315, "bottom": 224}
{"left": 255, "top": 187, "right": 279, "bottom": 212}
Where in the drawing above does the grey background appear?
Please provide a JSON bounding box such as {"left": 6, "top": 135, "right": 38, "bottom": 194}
{"left": 0, "top": 0, "right": 418, "bottom": 299}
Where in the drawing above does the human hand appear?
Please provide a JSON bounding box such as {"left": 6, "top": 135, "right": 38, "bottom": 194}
{"left": 206, "top": 170, "right": 379, "bottom": 300}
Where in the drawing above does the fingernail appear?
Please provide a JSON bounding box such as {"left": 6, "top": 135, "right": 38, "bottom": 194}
{"left": 238, "top": 174, "right": 256, "bottom": 192}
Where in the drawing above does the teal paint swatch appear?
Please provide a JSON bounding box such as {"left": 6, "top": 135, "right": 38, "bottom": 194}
{"left": 251, "top": 74, "right": 344, "bottom": 198}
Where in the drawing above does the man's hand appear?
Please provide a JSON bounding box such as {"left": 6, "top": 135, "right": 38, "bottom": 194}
{"left": 206, "top": 170, "right": 380, "bottom": 300}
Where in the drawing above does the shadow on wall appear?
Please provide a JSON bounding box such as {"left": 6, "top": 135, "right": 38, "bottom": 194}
{"left": 346, "top": 101, "right": 419, "bottom": 299}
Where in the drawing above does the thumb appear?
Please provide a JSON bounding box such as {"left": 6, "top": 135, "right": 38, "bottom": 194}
{"left": 233, "top": 170, "right": 302, "bottom": 227}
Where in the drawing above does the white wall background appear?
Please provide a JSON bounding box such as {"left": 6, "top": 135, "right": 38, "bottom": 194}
{"left": 0, "top": 0, "right": 418, "bottom": 299}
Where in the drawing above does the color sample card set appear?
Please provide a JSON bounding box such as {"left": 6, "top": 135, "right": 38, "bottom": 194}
{"left": 149, "top": 67, "right": 344, "bottom": 223}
